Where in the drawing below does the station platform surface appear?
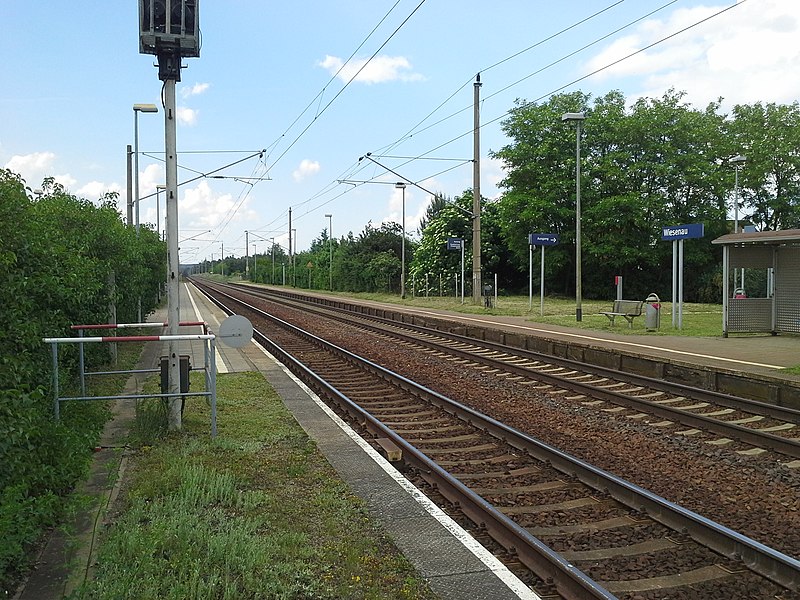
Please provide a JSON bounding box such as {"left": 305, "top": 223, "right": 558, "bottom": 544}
{"left": 398, "top": 305, "right": 798, "bottom": 377}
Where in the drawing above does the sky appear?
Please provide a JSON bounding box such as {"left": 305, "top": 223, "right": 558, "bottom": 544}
{"left": 2, "top": 0, "right": 799, "bottom": 265}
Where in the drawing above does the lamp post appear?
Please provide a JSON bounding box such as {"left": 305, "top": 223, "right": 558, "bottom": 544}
{"left": 252, "top": 243, "right": 258, "bottom": 282}
{"left": 324, "top": 214, "right": 333, "bottom": 291}
{"left": 133, "top": 103, "right": 158, "bottom": 235}
{"left": 731, "top": 154, "right": 747, "bottom": 291}
{"left": 731, "top": 154, "right": 746, "bottom": 234}
{"left": 271, "top": 237, "right": 275, "bottom": 284}
{"left": 394, "top": 183, "right": 407, "bottom": 298}
{"left": 562, "top": 112, "right": 586, "bottom": 322}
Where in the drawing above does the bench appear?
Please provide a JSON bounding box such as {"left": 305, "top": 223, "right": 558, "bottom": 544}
{"left": 600, "top": 300, "right": 643, "bottom": 327}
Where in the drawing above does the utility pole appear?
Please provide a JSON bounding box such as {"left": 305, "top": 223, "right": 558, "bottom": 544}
{"left": 288, "top": 208, "right": 293, "bottom": 286}
{"left": 472, "top": 73, "right": 482, "bottom": 304}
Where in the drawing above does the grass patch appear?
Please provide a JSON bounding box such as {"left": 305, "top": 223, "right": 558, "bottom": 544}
{"left": 71, "top": 371, "right": 436, "bottom": 599}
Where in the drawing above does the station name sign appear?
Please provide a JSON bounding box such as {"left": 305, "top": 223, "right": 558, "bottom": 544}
{"left": 528, "top": 233, "right": 559, "bottom": 246}
{"left": 447, "top": 237, "right": 464, "bottom": 251}
{"left": 661, "top": 223, "right": 704, "bottom": 241}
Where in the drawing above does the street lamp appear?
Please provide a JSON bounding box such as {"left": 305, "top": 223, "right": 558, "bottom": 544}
{"left": 271, "top": 237, "right": 275, "bottom": 284}
{"left": 252, "top": 243, "right": 258, "bottom": 282}
{"left": 133, "top": 103, "right": 158, "bottom": 234}
{"left": 562, "top": 111, "right": 586, "bottom": 322}
{"left": 731, "top": 154, "right": 747, "bottom": 291}
{"left": 731, "top": 155, "right": 746, "bottom": 234}
{"left": 395, "top": 183, "right": 407, "bottom": 299}
{"left": 325, "top": 214, "right": 333, "bottom": 291}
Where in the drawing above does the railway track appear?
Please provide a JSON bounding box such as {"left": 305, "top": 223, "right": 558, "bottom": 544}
{"left": 219, "top": 281, "right": 800, "bottom": 462}
{"left": 191, "top": 278, "right": 800, "bottom": 599}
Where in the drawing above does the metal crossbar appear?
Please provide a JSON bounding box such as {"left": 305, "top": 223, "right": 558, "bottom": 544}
{"left": 43, "top": 325, "right": 218, "bottom": 437}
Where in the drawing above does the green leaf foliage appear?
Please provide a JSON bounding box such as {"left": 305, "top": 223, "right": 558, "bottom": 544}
{"left": 0, "top": 169, "right": 166, "bottom": 593}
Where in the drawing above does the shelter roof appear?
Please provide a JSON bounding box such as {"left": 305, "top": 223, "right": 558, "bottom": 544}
{"left": 711, "top": 229, "right": 800, "bottom": 245}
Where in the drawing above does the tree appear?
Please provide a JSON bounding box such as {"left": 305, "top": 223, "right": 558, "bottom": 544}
{"left": 491, "top": 89, "right": 729, "bottom": 301}
{"left": 728, "top": 101, "right": 800, "bottom": 231}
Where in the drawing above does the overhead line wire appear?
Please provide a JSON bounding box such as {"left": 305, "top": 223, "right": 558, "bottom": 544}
{"left": 263, "top": 0, "right": 428, "bottom": 174}
{"left": 377, "top": 0, "right": 628, "bottom": 157}
{"left": 380, "top": 0, "right": 678, "bottom": 158}
{"left": 415, "top": 0, "right": 748, "bottom": 162}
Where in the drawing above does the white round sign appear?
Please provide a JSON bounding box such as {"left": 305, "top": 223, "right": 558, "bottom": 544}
{"left": 218, "top": 315, "right": 253, "bottom": 348}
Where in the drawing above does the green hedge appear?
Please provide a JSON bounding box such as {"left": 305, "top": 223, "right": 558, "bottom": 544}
{"left": 0, "top": 170, "right": 166, "bottom": 593}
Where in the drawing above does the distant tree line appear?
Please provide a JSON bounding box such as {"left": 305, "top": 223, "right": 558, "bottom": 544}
{"left": 226, "top": 90, "right": 800, "bottom": 303}
{"left": 0, "top": 170, "right": 165, "bottom": 590}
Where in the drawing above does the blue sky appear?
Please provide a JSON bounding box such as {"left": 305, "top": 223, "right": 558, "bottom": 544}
{"left": 2, "top": 1, "right": 798, "bottom": 264}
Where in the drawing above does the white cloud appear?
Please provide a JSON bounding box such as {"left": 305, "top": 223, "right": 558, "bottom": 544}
{"left": 3, "top": 151, "right": 80, "bottom": 191}
{"left": 4, "top": 151, "right": 55, "bottom": 173}
{"left": 139, "top": 163, "right": 166, "bottom": 195}
{"left": 77, "top": 180, "right": 122, "bottom": 200}
{"left": 178, "top": 180, "right": 259, "bottom": 233}
{"left": 318, "top": 54, "right": 424, "bottom": 84}
{"left": 181, "top": 82, "right": 210, "bottom": 97}
{"left": 292, "top": 159, "right": 321, "bottom": 182}
{"left": 586, "top": 0, "right": 800, "bottom": 108}
{"left": 177, "top": 106, "right": 199, "bottom": 125}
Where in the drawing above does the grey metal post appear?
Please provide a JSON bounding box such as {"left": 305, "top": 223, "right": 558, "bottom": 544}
{"left": 210, "top": 337, "right": 217, "bottom": 438}
{"left": 678, "top": 239, "right": 684, "bottom": 330}
{"left": 575, "top": 120, "right": 583, "bottom": 322}
{"left": 126, "top": 145, "right": 133, "bottom": 227}
{"left": 78, "top": 329, "right": 86, "bottom": 397}
{"left": 672, "top": 240, "right": 678, "bottom": 328}
{"left": 134, "top": 110, "right": 141, "bottom": 234}
{"left": 722, "top": 244, "right": 729, "bottom": 336}
{"left": 245, "top": 231, "right": 250, "bottom": 279}
{"left": 271, "top": 237, "right": 275, "bottom": 284}
{"left": 461, "top": 241, "right": 465, "bottom": 304}
{"left": 164, "top": 78, "right": 182, "bottom": 431}
{"left": 528, "top": 243, "right": 533, "bottom": 310}
{"left": 52, "top": 343, "right": 60, "bottom": 421}
{"left": 325, "top": 215, "right": 333, "bottom": 290}
{"left": 540, "top": 246, "right": 545, "bottom": 316}
{"left": 472, "top": 74, "right": 482, "bottom": 304}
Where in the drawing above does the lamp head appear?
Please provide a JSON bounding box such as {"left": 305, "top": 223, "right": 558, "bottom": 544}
{"left": 561, "top": 112, "right": 586, "bottom": 122}
{"left": 731, "top": 154, "right": 747, "bottom": 166}
{"left": 133, "top": 103, "right": 159, "bottom": 113}
{"left": 395, "top": 182, "right": 406, "bottom": 189}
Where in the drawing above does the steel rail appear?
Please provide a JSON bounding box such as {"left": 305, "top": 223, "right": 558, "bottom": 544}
{"left": 193, "top": 278, "right": 800, "bottom": 593}
{"left": 224, "top": 283, "right": 800, "bottom": 458}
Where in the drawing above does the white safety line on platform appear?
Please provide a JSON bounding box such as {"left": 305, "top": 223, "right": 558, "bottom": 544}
{"left": 400, "top": 308, "right": 785, "bottom": 371}
{"left": 184, "top": 283, "right": 228, "bottom": 374}
{"left": 252, "top": 340, "right": 543, "bottom": 600}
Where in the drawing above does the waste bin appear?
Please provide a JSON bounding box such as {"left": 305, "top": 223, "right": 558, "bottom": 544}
{"left": 483, "top": 284, "right": 493, "bottom": 308}
{"left": 645, "top": 293, "right": 661, "bottom": 331}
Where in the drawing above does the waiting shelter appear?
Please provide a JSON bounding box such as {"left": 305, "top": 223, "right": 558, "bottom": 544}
{"left": 712, "top": 229, "right": 800, "bottom": 336}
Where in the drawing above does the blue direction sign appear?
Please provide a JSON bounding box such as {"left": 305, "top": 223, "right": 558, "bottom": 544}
{"left": 447, "top": 237, "right": 464, "bottom": 251}
{"left": 661, "top": 223, "right": 704, "bottom": 241}
{"left": 529, "top": 233, "right": 559, "bottom": 246}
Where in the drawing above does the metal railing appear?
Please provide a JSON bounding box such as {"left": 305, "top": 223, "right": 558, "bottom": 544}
{"left": 44, "top": 320, "right": 218, "bottom": 437}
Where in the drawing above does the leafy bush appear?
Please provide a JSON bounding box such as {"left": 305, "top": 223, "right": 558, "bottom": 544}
{"left": 0, "top": 169, "right": 165, "bottom": 593}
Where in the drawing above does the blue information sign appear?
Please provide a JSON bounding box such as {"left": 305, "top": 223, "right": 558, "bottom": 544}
{"left": 447, "top": 237, "right": 464, "bottom": 251}
{"left": 528, "top": 233, "right": 559, "bottom": 246}
{"left": 661, "top": 223, "right": 704, "bottom": 241}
